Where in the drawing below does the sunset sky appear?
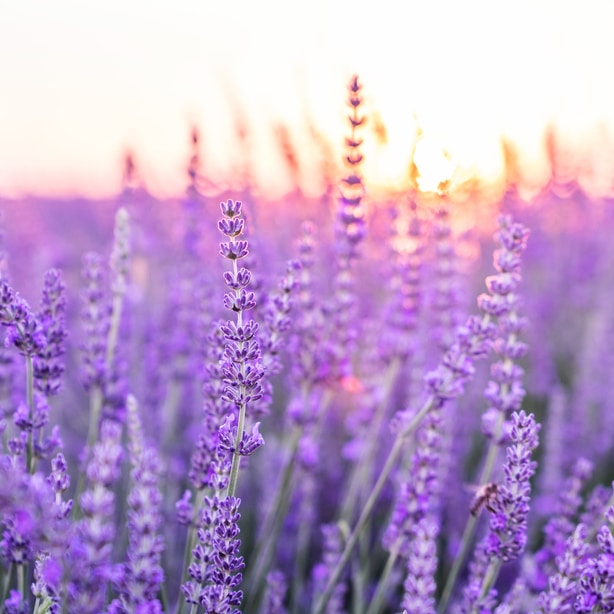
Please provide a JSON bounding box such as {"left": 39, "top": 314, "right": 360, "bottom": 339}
{"left": 1, "top": 0, "right": 614, "bottom": 199}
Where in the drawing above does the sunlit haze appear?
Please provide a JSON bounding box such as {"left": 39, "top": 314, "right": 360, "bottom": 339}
{"left": 2, "top": 0, "right": 614, "bottom": 199}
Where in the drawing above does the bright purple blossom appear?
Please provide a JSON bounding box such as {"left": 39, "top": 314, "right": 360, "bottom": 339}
{"left": 0, "top": 283, "right": 45, "bottom": 357}
{"left": 399, "top": 516, "right": 439, "bottom": 614}
{"left": 80, "top": 252, "right": 110, "bottom": 391}
{"left": 484, "top": 410, "right": 540, "bottom": 563}
{"left": 33, "top": 269, "right": 67, "bottom": 396}
{"left": 262, "top": 570, "right": 288, "bottom": 614}
{"left": 183, "top": 495, "right": 245, "bottom": 613}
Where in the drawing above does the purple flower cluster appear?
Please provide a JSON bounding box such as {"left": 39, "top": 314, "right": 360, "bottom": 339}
{"left": 67, "top": 420, "right": 123, "bottom": 614}
{"left": 33, "top": 269, "right": 67, "bottom": 397}
{"left": 183, "top": 495, "right": 244, "bottom": 614}
{"left": 0, "top": 282, "right": 45, "bottom": 358}
{"left": 484, "top": 410, "right": 540, "bottom": 563}
{"left": 218, "top": 199, "right": 265, "bottom": 492}
{"left": 108, "top": 396, "right": 164, "bottom": 613}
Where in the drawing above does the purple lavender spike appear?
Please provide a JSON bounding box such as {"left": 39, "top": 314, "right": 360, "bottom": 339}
{"left": 67, "top": 420, "right": 123, "bottom": 614}
{"left": 33, "top": 269, "right": 67, "bottom": 397}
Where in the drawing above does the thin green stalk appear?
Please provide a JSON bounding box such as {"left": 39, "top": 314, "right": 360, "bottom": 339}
{"left": 290, "top": 501, "right": 312, "bottom": 614}
{"left": 17, "top": 563, "right": 25, "bottom": 606}
{"left": 437, "top": 407, "right": 507, "bottom": 613}
{"left": 177, "top": 493, "right": 205, "bottom": 614}
{"left": 365, "top": 543, "right": 400, "bottom": 614}
{"left": 159, "top": 584, "right": 169, "bottom": 614}
{"left": 106, "top": 292, "right": 124, "bottom": 373}
{"left": 70, "top": 384, "right": 104, "bottom": 518}
{"left": 351, "top": 528, "right": 369, "bottom": 614}
{"left": 472, "top": 558, "right": 502, "bottom": 612}
{"left": 161, "top": 379, "right": 182, "bottom": 453}
{"left": 226, "top": 256, "right": 246, "bottom": 500}
{"left": 340, "top": 358, "right": 400, "bottom": 522}
{"left": 312, "top": 394, "right": 435, "bottom": 614}
{"left": 25, "top": 354, "right": 35, "bottom": 473}
{"left": 86, "top": 385, "right": 103, "bottom": 450}
{"left": 289, "top": 389, "right": 334, "bottom": 613}
{"left": 226, "top": 407, "right": 245, "bottom": 500}
{"left": 244, "top": 427, "right": 301, "bottom": 607}
{"left": 1, "top": 562, "right": 13, "bottom": 603}
{"left": 85, "top": 281, "right": 124, "bottom": 452}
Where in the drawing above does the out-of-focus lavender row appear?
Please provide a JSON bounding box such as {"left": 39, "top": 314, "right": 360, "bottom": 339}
{"left": 1, "top": 77, "right": 614, "bottom": 614}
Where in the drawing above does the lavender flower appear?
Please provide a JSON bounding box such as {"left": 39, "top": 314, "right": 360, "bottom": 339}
{"left": 253, "top": 259, "right": 300, "bottom": 417}
{"left": 464, "top": 411, "right": 540, "bottom": 611}
{"left": 573, "top": 492, "right": 614, "bottom": 613}
{"left": 189, "top": 322, "right": 231, "bottom": 491}
{"left": 484, "top": 410, "right": 540, "bottom": 563}
{"left": 532, "top": 457, "right": 593, "bottom": 591}
{"left": 31, "top": 553, "right": 62, "bottom": 614}
{"left": 109, "top": 395, "right": 164, "bottom": 612}
{"left": 537, "top": 523, "right": 589, "bottom": 613}
{"left": 4, "top": 590, "right": 26, "bottom": 614}
{"left": 33, "top": 269, "right": 67, "bottom": 397}
{"left": 80, "top": 252, "right": 109, "bottom": 392}
{"left": 261, "top": 570, "right": 288, "bottom": 614}
{"left": 312, "top": 523, "right": 347, "bottom": 614}
{"left": 183, "top": 495, "right": 245, "bottom": 614}
{"left": 47, "top": 452, "right": 72, "bottom": 520}
{"left": 288, "top": 222, "right": 328, "bottom": 391}
{"left": 315, "top": 217, "right": 526, "bottom": 614}
{"left": 439, "top": 215, "right": 531, "bottom": 612}
{"left": 0, "top": 283, "right": 45, "bottom": 358}
{"left": 428, "top": 199, "right": 462, "bottom": 354}
{"left": 67, "top": 420, "right": 123, "bottom": 614}
{"left": 398, "top": 516, "right": 439, "bottom": 614}
{"left": 574, "top": 554, "right": 614, "bottom": 613}
{"left": 218, "top": 198, "right": 265, "bottom": 497}
{"left": 326, "top": 75, "right": 367, "bottom": 380}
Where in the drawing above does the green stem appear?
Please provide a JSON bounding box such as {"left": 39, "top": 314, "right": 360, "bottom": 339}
{"left": 290, "top": 502, "right": 313, "bottom": 614}
{"left": 105, "top": 292, "right": 124, "bottom": 373}
{"left": 178, "top": 493, "right": 205, "bottom": 614}
{"left": 26, "top": 354, "right": 35, "bottom": 473}
{"left": 1, "top": 562, "right": 14, "bottom": 603}
{"left": 86, "top": 385, "right": 103, "bottom": 450}
{"left": 472, "top": 558, "right": 502, "bottom": 612}
{"left": 17, "top": 563, "right": 25, "bottom": 605}
{"left": 351, "top": 529, "right": 368, "bottom": 614}
{"left": 312, "top": 393, "right": 434, "bottom": 614}
{"left": 340, "top": 359, "right": 400, "bottom": 522}
{"left": 244, "top": 428, "right": 301, "bottom": 607}
{"left": 226, "top": 413, "right": 245, "bottom": 499}
{"left": 226, "top": 256, "right": 246, "bottom": 500}
{"left": 161, "top": 379, "right": 182, "bottom": 453}
{"left": 72, "top": 384, "right": 104, "bottom": 516}
{"left": 365, "top": 543, "right": 400, "bottom": 614}
{"left": 289, "top": 389, "right": 333, "bottom": 613}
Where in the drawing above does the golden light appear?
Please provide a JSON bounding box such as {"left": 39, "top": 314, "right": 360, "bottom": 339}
{"left": 1, "top": 1, "right": 613, "bottom": 198}
{"left": 412, "top": 137, "right": 456, "bottom": 194}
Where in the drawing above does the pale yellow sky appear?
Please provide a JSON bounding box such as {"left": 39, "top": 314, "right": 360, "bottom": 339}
{"left": 1, "top": 0, "right": 614, "bottom": 198}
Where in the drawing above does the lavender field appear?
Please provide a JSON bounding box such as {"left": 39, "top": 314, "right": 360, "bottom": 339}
{"left": 1, "top": 78, "right": 614, "bottom": 614}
